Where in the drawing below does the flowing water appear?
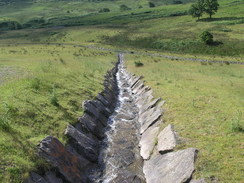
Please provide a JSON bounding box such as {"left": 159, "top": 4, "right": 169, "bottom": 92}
{"left": 97, "top": 54, "right": 145, "bottom": 182}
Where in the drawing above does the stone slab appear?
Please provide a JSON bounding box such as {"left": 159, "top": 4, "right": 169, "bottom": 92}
{"left": 157, "top": 124, "right": 177, "bottom": 153}
{"left": 139, "top": 126, "right": 159, "bottom": 160}
{"left": 143, "top": 148, "right": 198, "bottom": 183}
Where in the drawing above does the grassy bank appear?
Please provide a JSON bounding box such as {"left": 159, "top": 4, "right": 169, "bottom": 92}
{"left": 126, "top": 54, "right": 244, "bottom": 183}
{"left": 0, "top": 44, "right": 115, "bottom": 182}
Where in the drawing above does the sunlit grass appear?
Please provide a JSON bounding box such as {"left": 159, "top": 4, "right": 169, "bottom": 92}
{"left": 126, "top": 54, "right": 244, "bottom": 183}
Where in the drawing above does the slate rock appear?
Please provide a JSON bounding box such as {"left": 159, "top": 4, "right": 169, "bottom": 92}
{"left": 77, "top": 114, "right": 105, "bottom": 139}
{"left": 112, "top": 169, "right": 146, "bottom": 183}
{"left": 84, "top": 100, "right": 108, "bottom": 126}
{"left": 140, "top": 106, "right": 163, "bottom": 134}
{"left": 143, "top": 148, "right": 198, "bottom": 183}
{"left": 65, "top": 125, "right": 99, "bottom": 162}
{"left": 157, "top": 124, "right": 177, "bottom": 153}
{"left": 38, "top": 136, "right": 90, "bottom": 183}
{"left": 139, "top": 126, "right": 159, "bottom": 160}
{"left": 25, "top": 172, "right": 47, "bottom": 183}
{"left": 139, "top": 98, "right": 161, "bottom": 114}
{"left": 44, "top": 171, "right": 63, "bottom": 183}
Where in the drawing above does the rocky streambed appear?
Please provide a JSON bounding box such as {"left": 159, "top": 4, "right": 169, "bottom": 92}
{"left": 26, "top": 54, "right": 206, "bottom": 183}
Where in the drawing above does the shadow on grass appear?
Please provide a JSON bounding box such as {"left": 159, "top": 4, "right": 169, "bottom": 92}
{"left": 209, "top": 41, "right": 223, "bottom": 46}
{"left": 198, "top": 16, "right": 244, "bottom": 22}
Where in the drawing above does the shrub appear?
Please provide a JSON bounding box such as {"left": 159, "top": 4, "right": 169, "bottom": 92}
{"left": 30, "top": 78, "right": 41, "bottom": 90}
{"left": 134, "top": 61, "right": 144, "bottom": 67}
{"left": 149, "top": 2, "right": 156, "bottom": 8}
{"left": 200, "top": 31, "right": 213, "bottom": 45}
{"left": 120, "top": 4, "right": 131, "bottom": 11}
{"left": 172, "top": 0, "right": 183, "bottom": 4}
{"left": 99, "top": 8, "right": 110, "bottom": 13}
{"left": 50, "top": 86, "right": 59, "bottom": 106}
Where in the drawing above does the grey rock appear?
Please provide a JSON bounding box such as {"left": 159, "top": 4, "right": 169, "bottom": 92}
{"left": 84, "top": 100, "right": 108, "bottom": 126}
{"left": 157, "top": 124, "right": 177, "bottom": 153}
{"left": 140, "top": 106, "right": 163, "bottom": 134}
{"left": 38, "top": 136, "right": 90, "bottom": 183}
{"left": 139, "top": 98, "right": 161, "bottom": 114}
{"left": 96, "top": 93, "right": 109, "bottom": 107}
{"left": 139, "top": 126, "right": 159, "bottom": 160}
{"left": 113, "top": 169, "right": 146, "bottom": 183}
{"left": 65, "top": 125, "right": 99, "bottom": 162}
{"left": 143, "top": 148, "right": 198, "bottom": 183}
{"left": 130, "top": 76, "right": 142, "bottom": 88}
{"left": 190, "top": 178, "right": 207, "bottom": 183}
{"left": 44, "top": 172, "right": 63, "bottom": 183}
{"left": 77, "top": 114, "right": 105, "bottom": 139}
{"left": 25, "top": 172, "right": 47, "bottom": 183}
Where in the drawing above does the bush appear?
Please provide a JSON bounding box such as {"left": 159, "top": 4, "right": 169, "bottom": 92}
{"left": 99, "top": 8, "right": 110, "bottom": 13}
{"left": 200, "top": 31, "right": 213, "bottom": 45}
{"left": 30, "top": 78, "right": 41, "bottom": 90}
{"left": 50, "top": 85, "right": 59, "bottom": 106}
{"left": 134, "top": 61, "right": 144, "bottom": 67}
{"left": 120, "top": 4, "right": 131, "bottom": 11}
{"left": 149, "top": 2, "right": 156, "bottom": 8}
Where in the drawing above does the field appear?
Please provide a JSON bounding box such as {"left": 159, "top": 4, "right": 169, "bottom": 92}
{"left": 0, "top": 0, "right": 243, "bottom": 182}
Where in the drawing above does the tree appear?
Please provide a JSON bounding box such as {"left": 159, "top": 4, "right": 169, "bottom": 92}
{"left": 148, "top": 2, "right": 156, "bottom": 8}
{"left": 204, "top": 0, "right": 219, "bottom": 18}
{"left": 189, "top": 0, "right": 205, "bottom": 20}
{"left": 200, "top": 30, "right": 213, "bottom": 44}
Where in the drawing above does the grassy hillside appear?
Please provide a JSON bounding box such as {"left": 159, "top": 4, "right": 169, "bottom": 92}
{"left": 0, "top": 0, "right": 192, "bottom": 23}
{"left": 126, "top": 54, "right": 244, "bottom": 183}
{"left": 0, "top": 0, "right": 243, "bottom": 182}
{"left": 0, "top": 44, "right": 115, "bottom": 182}
{"left": 0, "top": 0, "right": 243, "bottom": 57}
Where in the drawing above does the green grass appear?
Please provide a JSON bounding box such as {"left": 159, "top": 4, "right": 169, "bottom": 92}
{"left": 0, "top": 44, "right": 115, "bottom": 182}
{"left": 0, "top": 0, "right": 243, "bottom": 182}
{"left": 126, "top": 54, "right": 244, "bottom": 183}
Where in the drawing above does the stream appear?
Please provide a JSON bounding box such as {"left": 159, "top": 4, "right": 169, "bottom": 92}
{"left": 97, "top": 54, "right": 145, "bottom": 182}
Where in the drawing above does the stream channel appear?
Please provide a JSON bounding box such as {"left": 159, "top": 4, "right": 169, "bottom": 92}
{"left": 96, "top": 54, "right": 145, "bottom": 182}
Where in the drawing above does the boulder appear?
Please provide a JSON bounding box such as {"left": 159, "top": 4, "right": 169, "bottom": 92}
{"left": 157, "top": 124, "right": 177, "bottom": 153}
{"left": 38, "top": 136, "right": 90, "bottom": 183}
{"left": 139, "top": 126, "right": 159, "bottom": 160}
{"left": 143, "top": 148, "right": 198, "bottom": 183}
